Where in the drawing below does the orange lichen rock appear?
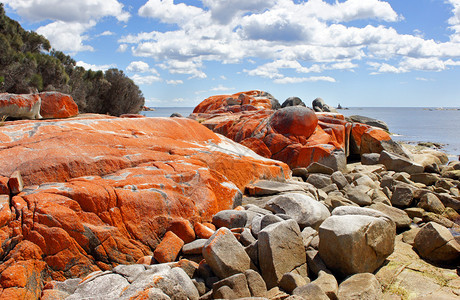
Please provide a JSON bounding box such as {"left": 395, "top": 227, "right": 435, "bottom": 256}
{"left": 0, "top": 115, "right": 288, "bottom": 298}
{"left": 153, "top": 231, "right": 184, "bottom": 263}
{"left": 190, "top": 91, "right": 395, "bottom": 170}
{"left": 39, "top": 92, "right": 79, "bottom": 119}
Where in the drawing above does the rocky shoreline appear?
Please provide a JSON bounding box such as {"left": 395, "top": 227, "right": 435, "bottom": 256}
{"left": 0, "top": 91, "right": 458, "bottom": 299}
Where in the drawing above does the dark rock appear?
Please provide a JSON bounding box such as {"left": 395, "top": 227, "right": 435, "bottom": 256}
{"left": 281, "top": 97, "right": 306, "bottom": 108}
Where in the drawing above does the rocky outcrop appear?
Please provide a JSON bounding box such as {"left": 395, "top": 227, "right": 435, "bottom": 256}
{"left": 0, "top": 92, "right": 79, "bottom": 120}
{"left": 0, "top": 115, "right": 288, "bottom": 298}
{"left": 190, "top": 90, "right": 411, "bottom": 172}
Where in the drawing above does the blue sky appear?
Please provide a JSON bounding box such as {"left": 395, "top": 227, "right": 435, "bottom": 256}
{"left": 3, "top": 0, "right": 460, "bottom": 107}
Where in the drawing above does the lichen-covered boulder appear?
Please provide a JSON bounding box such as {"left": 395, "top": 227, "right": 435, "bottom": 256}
{"left": 0, "top": 115, "right": 289, "bottom": 298}
{"left": 0, "top": 93, "right": 42, "bottom": 119}
{"left": 39, "top": 92, "right": 79, "bottom": 119}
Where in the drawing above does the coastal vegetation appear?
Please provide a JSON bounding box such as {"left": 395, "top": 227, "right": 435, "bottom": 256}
{"left": 0, "top": 3, "right": 144, "bottom": 116}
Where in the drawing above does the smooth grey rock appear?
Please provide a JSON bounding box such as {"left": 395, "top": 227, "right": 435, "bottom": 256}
{"left": 245, "top": 241, "right": 259, "bottom": 268}
{"left": 292, "top": 283, "right": 329, "bottom": 300}
{"left": 169, "top": 267, "right": 200, "bottom": 300}
{"left": 67, "top": 274, "right": 129, "bottom": 300}
{"left": 258, "top": 219, "right": 307, "bottom": 289}
{"left": 260, "top": 214, "right": 284, "bottom": 231}
{"left": 370, "top": 202, "right": 411, "bottom": 229}
{"left": 147, "top": 287, "right": 171, "bottom": 299}
{"left": 325, "top": 194, "right": 359, "bottom": 209}
{"left": 51, "top": 278, "right": 81, "bottom": 295}
{"left": 265, "top": 193, "right": 330, "bottom": 230}
{"left": 319, "top": 207, "right": 396, "bottom": 277}
{"left": 337, "top": 273, "right": 383, "bottom": 300}
{"left": 244, "top": 269, "right": 267, "bottom": 297}
{"left": 202, "top": 227, "right": 251, "bottom": 279}
{"left": 307, "top": 174, "right": 332, "bottom": 189}
{"left": 212, "top": 273, "right": 251, "bottom": 299}
{"left": 379, "top": 150, "right": 424, "bottom": 174}
{"left": 212, "top": 210, "right": 247, "bottom": 229}
{"left": 306, "top": 162, "right": 334, "bottom": 175}
{"left": 414, "top": 222, "right": 460, "bottom": 263}
{"left": 318, "top": 150, "right": 347, "bottom": 173}
{"left": 331, "top": 171, "right": 349, "bottom": 190}
{"left": 345, "top": 186, "right": 372, "bottom": 206}
{"left": 246, "top": 180, "right": 308, "bottom": 196}
{"left": 112, "top": 264, "right": 146, "bottom": 283}
{"left": 182, "top": 239, "right": 208, "bottom": 255}
{"left": 361, "top": 153, "right": 381, "bottom": 165}
{"left": 301, "top": 227, "right": 318, "bottom": 249}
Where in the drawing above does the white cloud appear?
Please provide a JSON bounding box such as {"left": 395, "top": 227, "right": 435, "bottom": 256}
{"left": 173, "top": 98, "right": 185, "bottom": 103}
{"left": 274, "top": 76, "right": 336, "bottom": 84}
{"left": 119, "top": 0, "right": 460, "bottom": 84}
{"left": 209, "top": 85, "right": 234, "bottom": 92}
{"left": 166, "top": 80, "right": 184, "bottom": 85}
{"left": 130, "top": 74, "right": 162, "bottom": 85}
{"left": 158, "top": 60, "right": 207, "bottom": 79}
{"left": 3, "top": 0, "right": 130, "bottom": 23}
{"left": 138, "top": 0, "right": 203, "bottom": 25}
{"left": 98, "top": 31, "right": 114, "bottom": 37}
{"left": 117, "top": 44, "right": 128, "bottom": 53}
{"left": 38, "top": 22, "right": 95, "bottom": 52}
{"left": 76, "top": 61, "right": 116, "bottom": 71}
{"left": 126, "top": 61, "right": 159, "bottom": 75}
{"left": 5, "top": 0, "right": 129, "bottom": 53}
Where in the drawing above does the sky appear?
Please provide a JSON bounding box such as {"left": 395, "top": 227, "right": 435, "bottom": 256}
{"left": 3, "top": 0, "right": 460, "bottom": 107}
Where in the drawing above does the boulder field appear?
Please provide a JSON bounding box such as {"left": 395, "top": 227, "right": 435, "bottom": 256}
{"left": 0, "top": 114, "right": 289, "bottom": 298}
{"left": 190, "top": 90, "right": 405, "bottom": 172}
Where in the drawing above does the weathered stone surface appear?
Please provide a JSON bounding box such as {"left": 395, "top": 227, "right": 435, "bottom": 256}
{"left": 279, "top": 272, "right": 308, "bottom": 293}
{"left": 312, "top": 270, "right": 338, "bottom": 300}
{"left": 337, "top": 273, "right": 383, "bottom": 300}
{"left": 39, "top": 92, "right": 79, "bottom": 119}
{"left": 182, "top": 239, "right": 207, "bottom": 255}
{"left": 410, "top": 173, "right": 441, "bottom": 186}
{"left": 0, "top": 93, "right": 42, "bottom": 119}
{"left": 202, "top": 227, "right": 251, "bottom": 279}
{"left": 258, "top": 219, "right": 307, "bottom": 289}
{"left": 379, "top": 150, "right": 424, "bottom": 174}
{"left": 391, "top": 184, "right": 415, "bottom": 207}
{"left": 345, "top": 186, "right": 373, "bottom": 206}
{"left": 370, "top": 202, "right": 411, "bottom": 229}
{"left": 282, "top": 96, "right": 306, "bottom": 108}
{"left": 376, "top": 236, "right": 460, "bottom": 299}
{"left": 414, "top": 222, "right": 460, "bottom": 263}
{"left": 418, "top": 193, "right": 446, "bottom": 214}
{"left": 244, "top": 269, "right": 267, "bottom": 297}
{"left": 264, "top": 193, "right": 330, "bottom": 230}
{"left": 212, "top": 210, "right": 248, "bottom": 229}
{"left": 318, "top": 207, "right": 396, "bottom": 277}
{"left": 0, "top": 116, "right": 288, "bottom": 296}
{"left": 292, "top": 283, "right": 329, "bottom": 300}
{"left": 212, "top": 273, "right": 251, "bottom": 299}
{"left": 66, "top": 273, "right": 129, "bottom": 299}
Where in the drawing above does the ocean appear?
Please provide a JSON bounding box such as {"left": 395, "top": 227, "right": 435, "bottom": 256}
{"left": 142, "top": 107, "right": 460, "bottom": 159}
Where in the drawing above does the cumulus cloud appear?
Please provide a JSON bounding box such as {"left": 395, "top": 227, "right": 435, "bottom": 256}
{"left": 274, "top": 76, "right": 336, "bottom": 84}
{"left": 126, "top": 61, "right": 159, "bottom": 74}
{"left": 38, "top": 22, "right": 95, "bottom": 52}
{"left": 4, "top": 0, "right": 129, "bottom": 53}
{"left": 130, "top": 74, "right": 162, "bottom": 85}
{"left": 166, "top": 80, "right": 184, "bottom": 85}
{"left": 121, "top": 0, "right": 460, "bottom": 83}
{"left": 76, "top": 61, "right": 116, "bottom": 71}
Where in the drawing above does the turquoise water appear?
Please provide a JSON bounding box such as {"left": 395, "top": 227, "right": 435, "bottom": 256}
{"left": 142, "top": 107, "right": 460, "bottom": 158}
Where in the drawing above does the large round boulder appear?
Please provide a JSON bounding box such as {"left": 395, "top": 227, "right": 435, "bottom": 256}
{"left": 269, "top": 106, "right": 318, "bottom": 138}
{"left": 318, "top": 206, "right": 396, "bottom": 277}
